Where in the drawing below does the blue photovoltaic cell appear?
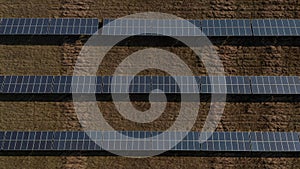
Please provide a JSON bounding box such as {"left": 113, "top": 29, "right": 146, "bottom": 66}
{"left": 201, "top": 19, "right": 252, "bottom": 36}
{"left": 250, "top": 132, "right": 300, "bottom": 152}
{"left": 200, "top": 132, "right": 251, "bottom": 151}
{"left": 101, "top": 18, "right": 202, "bottom": 36}
{"left": 252, "top": 19, "right": 300, "bottom": 36}
{"left": 200, "top": 76, "right": 251, "bottom": 94}
{"left": 250, "top": 76, "right": 300, "bottom": 94}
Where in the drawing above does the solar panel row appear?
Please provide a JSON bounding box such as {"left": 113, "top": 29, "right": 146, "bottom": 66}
{"left": 102, "top": 18, "right": 300, "bottom": 36}
{"left": 0, "top": 76, "right": 299, "bottom": 94}
{"left": 0, "top": 18, "right": 99, "bottom": 35}
{"left": 0, "top": 131, "right": 299, "bottom": 152}
{"left": 0, "top": 18, "right": 299, "bottom": 36}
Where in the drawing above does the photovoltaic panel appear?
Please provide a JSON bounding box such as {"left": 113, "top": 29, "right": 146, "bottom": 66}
{"left": 250, "top": 132, "right": 300, "bottom": 152}
{"left": 201, "top": 19, "right": 252, "bottom": 36}
{"left": 128, "top": 76, "right": 151, "bottom": 93}
{"left": 102, "top": 76, "right": 112, "bottom": 93}
{"left": 252, "top": 19, "right": 300, "bottom": 36}
{"left": 2, "top": 131, "right": 54, "bottom": 151}
{"left": 200, "top": 132, "right": 251, "bottom": 151}
{"left": 250, "top": 76, "right": 300, "bottom": 94}
{"left": 100, "top": 131, "right": 200, "bottom": 151}
{"left": 200, "top": 76, "right": 251, "bottom": 94}
{"left": 48, "top": 18, "right": 98, "bottom": 35}
{"left": 151, "top": 76, "right": 179, "bottom": 93}
{"left": 0, "top": 18, "right": 50, "bottom": 35}
{"left": 0, "top": 18, "right": 98, "bottom": 35}
{"left": 173, "top": 76, "right": 200, "bottom": 93}
{"left": 0, "top": 76, "right": 4, "bottom": 92}
{"left": 172, "top": 132, "right": 201, "bottom": 151}
{"left": 101, "top": 18, "right": 202, "bottom": 36}
{"left": 0, "top": 131, "right": 5, "bottom": 150}
{"left": 151, "top": 76, "right": 199, "bottom": 94}
{"left": 102, "top": 131, "right": 153, "bottom": 151}
{"left": 110, "top": 76, "right": 130, "bottom": 93}
{"left": 52, "top": 131, "right": 102, "bottom": 150}
{"left": 1, "top": 76, "right": 53, "bottom": 93}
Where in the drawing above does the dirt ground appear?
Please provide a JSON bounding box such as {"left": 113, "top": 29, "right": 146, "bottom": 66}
{"left": 0, "top": 0, "right": 300, "bottom": 168}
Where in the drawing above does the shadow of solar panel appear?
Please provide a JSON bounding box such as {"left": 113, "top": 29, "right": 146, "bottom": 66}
{"left": 200, "top": 132, "right": 251, "bottom": 151}
{"left": 202, "top": 19, "right": 252, "bottom": 36}
{"left": 252, "top": 19, "right": 300, "bottom": 36}
{"left": 250, "top": 132, "right": 300, "bottom": 152}
{"left": 102, "top": 18, "right": 202, "bottom": 36}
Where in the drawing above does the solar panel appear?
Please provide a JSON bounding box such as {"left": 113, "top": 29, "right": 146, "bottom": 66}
{"left": 2, "top": 131, "right": 54, "bottom": 150}
{"left": 102, "top": 131, "right": 153, "bottom": 151}
{"left": 250, "top": 132, "right": 300, "bottom": 152}
{"left": 0, "top": 131, "right": 5, "bottom": 150}
{"left": 52, "top": 131, "right": 102, "bottom": 150}
{"left": 0, "top": 76, "right": 4, "bottom": 92}
{"left": 101, "top": 18, "right": 202, "bottom": 36}
{"left": 201, "top": 19, "right": 252, "bottom": 36}
{"left": 151, "top": 76, "right": 199, "bottom": 94}
{"left": 201, "top": 76, "right": 251, "bottom": 94}
{"left": 48, "top": 18, "right": 98, "bottom": 35}
{"left": 172, "top": 132, "right": 201, "bottom": 151}
{"left": 1, "top": 76, "right": 53, "bottom": 93}
{"left": 128, "top": 76, "right": 151, "bottom": 93}
{"left": 0, "top": 18, "right": 98, "bottom": 35}
{"left": 252, "top": 19, "right": 300, "bottom": 36}
{"left": 0, "top": 18, "right": 50, "bottom": 35}
{"left": 200, "top": 132, "right": 251, "bottom": 151}
{"left": 102, "top": 76, "right": 112, "bottom": 93}
{"left": 250, "top": 76, "right": 300, "bottom": 94}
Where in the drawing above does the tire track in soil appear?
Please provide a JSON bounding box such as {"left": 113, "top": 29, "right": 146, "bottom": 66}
{"left": 60, "top": 0, "right": 93, "bottom": 168}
